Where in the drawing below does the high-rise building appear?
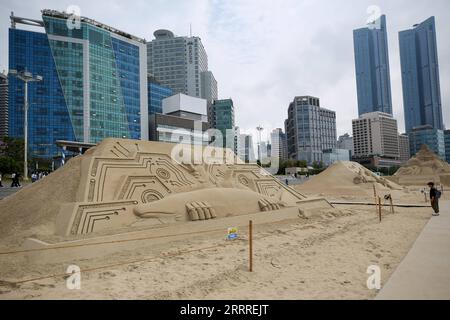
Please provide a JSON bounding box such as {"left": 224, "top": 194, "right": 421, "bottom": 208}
{"left": 352, "top": 112, "right": 399, "bottom": 159}
{"left": 239, "top": 134, "right": 255, "bottom": 164}
{"left": 210, "top": 99, "right": 235, "bottom": 149}
{"left": 201, "top": 71, "right": 218, "bottom": 102}
{"left": 399, "top": 17, "right": 444, "bottom": 133}
{"left": 337, "top": 133, "right": 354, "bottom": 156}
{"left": 353, "top": 14, "right": 393, "bottom": 116}
{"left": 285, "top": 96, "right": 337, "bottom": 164}
{"left": 444, "top": 130, "right": 450, "bottom": 163}
{"left": 270, "top": 128, "right": 287, "bottom": 162}
{"left": 409, "top": 125, "right": 445, "bottom": 160}
{"left": 398, "top": 133, "right": 411, "bottom": 164}
{"left": 0, "top": 72, "right": 8, "bottom": 138}
{"left": 8, "top": 10, "right": 148, "bottom": 159}
{"left": 148, "top": 77, "right": 173, "bottom": 115}
{"left": 147, "top": 29, "right": 215, "bottom": 99}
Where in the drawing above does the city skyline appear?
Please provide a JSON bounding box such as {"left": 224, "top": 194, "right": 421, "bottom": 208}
{"left": 1, "top": 0, "right": 450, "bottom": 140}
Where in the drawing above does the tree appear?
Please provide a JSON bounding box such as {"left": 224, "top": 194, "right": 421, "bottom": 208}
{"left": 2, "top": 137, "right": 25, "bottom": 162}
{"left": 0, "top": 156, "right": 20, "bottom": 174}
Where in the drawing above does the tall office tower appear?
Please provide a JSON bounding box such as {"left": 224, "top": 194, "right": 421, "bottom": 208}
{"left": 399, "top": 17, "right": 444, "bottom": 133}
{"left": 233, "top": 126, "right": 240, "bottom": 156}
{"left": 148, "top": 76, "right": 173, "bottom": 115}
{"left": 353, "top": 14, "right": 393, "bottom": 116}
{"left": 444, "top": 130, "right": 450, "bottom": 163}
{"left": 201, "top": 71, "right": 218, "bottom": 102}
{"left": 147, "top": 29, "right": 216, "bottom": 99}
{"left": 285, "top": 96, "right": 337, "bottom": 164}
{"left": 270, "top": 128, "right": 287, "bottom": 162}
{"left": 210, "top": 99, "right": 235, "bottom": 149}
{"left": 398, "top": 133, "right": 411, "bottom": 164}
{"left": 8, "top": 10, "right": 148, "bottom": 159}
{"left": 0, "top": 72, "right": 8, "bottom": 138}
{"left": 239, "top": 134, "right": 256, "bottom": 164}
{"left": 352, "top": 112, "right": 401, "bottom": 167}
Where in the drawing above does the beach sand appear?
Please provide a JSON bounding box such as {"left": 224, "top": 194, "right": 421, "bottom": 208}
{"left": 0, "top": 203, "right": 430, "bottom": 300}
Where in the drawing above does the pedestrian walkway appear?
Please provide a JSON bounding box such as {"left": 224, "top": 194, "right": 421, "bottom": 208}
{"left": 376, "top": 200, "right": 450, "bottom": 300}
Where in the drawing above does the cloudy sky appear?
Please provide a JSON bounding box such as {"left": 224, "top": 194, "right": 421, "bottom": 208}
{"left": 1, "top": 0, "right": 449, "bottom": 141}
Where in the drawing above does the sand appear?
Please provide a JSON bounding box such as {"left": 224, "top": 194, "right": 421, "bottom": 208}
{"left": 0, "top": 156, "right": 82, "bottom": 244}
{"left": 293, "top": 161, "right": 419, "bottom": 202}
{"left": 0, "top": 203, "right": 430, "bottom": 300}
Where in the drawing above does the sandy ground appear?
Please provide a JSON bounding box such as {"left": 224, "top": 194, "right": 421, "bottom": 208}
{"left": 0, "top": 203, "right": 431, "bottom": 300}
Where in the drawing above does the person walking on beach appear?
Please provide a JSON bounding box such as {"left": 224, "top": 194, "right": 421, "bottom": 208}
{"left": 428, "top": 182, "right": 441, "bottom": 217}
{"left": 0, "top": 172, "right": 3, "bottom": 187}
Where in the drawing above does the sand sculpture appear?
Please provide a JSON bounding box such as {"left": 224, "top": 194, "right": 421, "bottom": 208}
{"left": 295, "top": 161, "right": 403, "bottom": 199}
{"left": 389, "top": 145, "right": 450, "bottom": 186}
{"left": 0, "top": 139, "right": 333, "bottom": 243}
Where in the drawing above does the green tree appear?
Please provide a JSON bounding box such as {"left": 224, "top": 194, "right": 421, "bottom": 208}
{"left": 2, "top": 137, "right": 25, "bottom": 162}
{"left": 0, "top": 156, "right": 20, "bottom": 174}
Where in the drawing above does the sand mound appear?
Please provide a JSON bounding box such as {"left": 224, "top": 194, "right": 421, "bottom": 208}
{"left": 0, "top": 155, "right": 82, "bottom": 240}
{"left": 295, "top": 161, "right": 403, "bottom": 199}
{"left": 395, "top": 145, "right": 450, "bottom": 177}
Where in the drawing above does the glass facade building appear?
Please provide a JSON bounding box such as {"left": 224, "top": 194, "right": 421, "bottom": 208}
{"left": 399, "top": 17, "right": 444, "bottom": 133}
{"left": 409, "top": 125, "right": 445, "bottom": 160}
{"left": 210, "top": 99, "right": 235, "bottom": 149}
{"left": 353, "top": 15, "right": 393, "bottom": 116}
{"left": 148, "top": 79, "right": 173, "bottom": 115}
{"left": 8, "top": 10, "right": 148, "bottom": 159}
{"left": 285, "top": 96, "right": 337, "bottom": 164}
{"left": 444, "top": 130, "right": 450, "bottom": 164}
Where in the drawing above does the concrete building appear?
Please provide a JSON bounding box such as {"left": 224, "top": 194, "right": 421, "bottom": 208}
{"left": 352, "top": 112, "right": 401, "bottom": 167}
{"left": 409, "top": 125, "right": 445, "bottom": 160}
{"left": 149, "top": 93, "right": 208, "bottom": 145}
{"left": 209, "top": 99, "right": 235, "bottom": 150}
{"left": 0, "top": 72, "right": 8, "bottom": 138}
{"left": 8, "top": 10, "right": 148, "bottom": 159}
{"left": 285, "top": 96, "right": 337, "bottom": 164}
{"left": 337, "top": 133, "right": 354, "bottom": 156}
{"left": 399, "top": 17, "right": 444, "bottom": 133}
{"left": 147, "top": 29, "right": 216, "bottom": 100}
{"left": 162, "top": 93, "right": 207, "bottom": 122}
{"left": 398, "top": 134, "right": 411, "bottom": 164}
{"left": 353, "top": 14, "right": 393, "bottom": 116}
{"left": 445, "top": 130, "right": 450, "bottom": 164}
{"left": 270, "top": 128, "right": 287, "bottom": 162}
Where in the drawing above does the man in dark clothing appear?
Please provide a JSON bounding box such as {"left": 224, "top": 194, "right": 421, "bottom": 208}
{"left": 428, "top": 182, "right": 440, "bottom": 217}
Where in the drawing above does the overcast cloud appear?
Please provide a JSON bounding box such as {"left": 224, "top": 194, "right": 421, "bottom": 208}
{"left": 1, "top": 0, "right": 449, "bottom": 141}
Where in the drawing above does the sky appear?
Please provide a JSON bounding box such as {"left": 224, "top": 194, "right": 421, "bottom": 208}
{"left": 1, "top": 0, "right": 449, "bottom": 142}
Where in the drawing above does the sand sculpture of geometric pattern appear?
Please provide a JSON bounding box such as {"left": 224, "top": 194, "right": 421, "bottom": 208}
{"left": 390, "top": 145, "right": 450, "bottom": 186}
{"left": 56, "top": 139, "right": 332, "bottom": 237}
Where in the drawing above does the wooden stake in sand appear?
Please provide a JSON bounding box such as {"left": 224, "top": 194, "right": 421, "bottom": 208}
{"left": 389, "top": 195, "right": 395, "bottom": 214}
{"left": 378, "top": 197, "right": 382, "bottom": 223}
{"left": 373, "top": 184, "right": 378, "bottom": 214}
{"left": 249, "top": 220, "right": 253, "bottom": 273}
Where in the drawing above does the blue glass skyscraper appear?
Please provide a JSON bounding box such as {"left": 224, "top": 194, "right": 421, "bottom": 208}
{"left": 8, "top": 10, "right": 148, "bottom": 159}
{"left": 148, "top": 78, "right": 173, "bottom": 115}
{"left": 399, "top": 17, "right": 444, "bottom": 133}
{"left": 353, "top": 15, "right": 393, "bottom": 116}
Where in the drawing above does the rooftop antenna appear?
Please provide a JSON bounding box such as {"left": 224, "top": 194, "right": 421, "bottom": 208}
{"left": 190, "top": 23, "right": 192, "bottom": 37}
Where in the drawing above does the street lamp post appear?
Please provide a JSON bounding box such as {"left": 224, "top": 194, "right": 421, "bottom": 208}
{"left": 8, "top": 69, "right": 43, "bottom": 181}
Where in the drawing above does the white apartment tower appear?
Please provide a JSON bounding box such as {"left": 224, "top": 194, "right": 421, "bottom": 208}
{"left": 352, "top": 112, "right": 400, "bottom": 159}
